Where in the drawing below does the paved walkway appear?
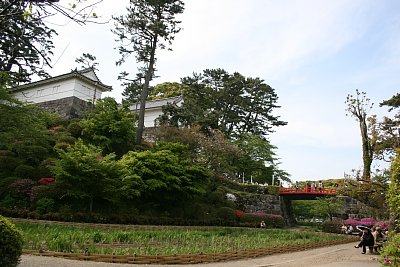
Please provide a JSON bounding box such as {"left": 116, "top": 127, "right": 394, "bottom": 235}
{"left": 18, "top": 242, "right": 381, "bottom": 267}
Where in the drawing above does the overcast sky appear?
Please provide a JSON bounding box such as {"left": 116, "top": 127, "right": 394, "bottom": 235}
{"left": 46, "top": 0, "right": 400, "bottom": 181}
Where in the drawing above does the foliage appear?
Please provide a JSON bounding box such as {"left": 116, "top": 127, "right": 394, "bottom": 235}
{"left": 234, "top": 133, "right": 290, "bottom": 184}
{"left": 118, "top": 143, "right": 211, "bottom": 207}
{"left": 80, "top": 97, "right": 136, "bottom": 157}
{"left": 148, "top": 82, "right": 187, "bottom": 100}
{"left": 0, "top": 1, "right": 56, "bottom": 85}
{"left": 388, "top": 150, "right": 400, "bottom": 222}
{"left": 375, "top": 93, "right": 400, "bottom": 161}
{"left": 215, "top": 207, "right": 236, "bottom": 222}
{"left": 345, "top": 90, "right": 375, "bottom": 180}
{"left": 35, "top": 198, "right": 55, "bottom": 214}
{"left": 0, "top": 215, "right": 23, "bottom": 267}
{"left": 160, "top": 68, "right": 287, "bottom": 138}
{"left": 293, "top": 197, "right": 345, "bottom": 221}
{"left": 0, "top": 95, "right": 51, "bottom": 154}
{"left": 292, "top": 200, "right": 317, "bottom": 220}
{"left": 75, "top": 53, "right": 99, "bottom": 70}
{"left": 52, "top": 139, "right": 123, "bottom": 212}
{"left": 155, "top": 126, "right": 243, "bottom": 177}
{"left": 381, "top": 231, "right": 400, "bottom": 266}
{"left": 16, "top": 222, "right": 350, "bottom": 255}
{"left": 113, "top": 0, "right": 185, "bottom": 145}
{"left": 321, "top": 220, "right": 343, "bottom": 234}
{"left": 0, "top": 0, "right": 105, "bottom": 86}
{"left": 240, "top": 212, "right": 285, "bottom": 228}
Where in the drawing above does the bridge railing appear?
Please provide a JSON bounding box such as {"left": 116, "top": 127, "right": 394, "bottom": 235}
{"left": 279, "top": 187, "right": 336, "bottom": 195}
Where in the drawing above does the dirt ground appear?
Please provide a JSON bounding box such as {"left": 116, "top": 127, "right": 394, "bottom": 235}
{"left": 18, "top": 241, "right": 381, "bottom": 267}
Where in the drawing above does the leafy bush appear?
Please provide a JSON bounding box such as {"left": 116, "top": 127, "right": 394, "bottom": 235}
{"left": 0, "top": 215, "right": 23, "bottom": 267}
{"left": 36, "top": 198, "right": 55, "bottom": 214}
{"left": 216, "top": 207, "right": 235, "bottom": 222}
{"left": 381, "top": 232, "right": 400, "bottom": 266}
{"left": 321, "top": 220, "right": 342, "bottom": 233}
{"left": 14, "top": 165, "right": 36, "bottom": 179}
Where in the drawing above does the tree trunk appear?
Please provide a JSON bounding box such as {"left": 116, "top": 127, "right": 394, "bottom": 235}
{"left": 359, "top": 118, "right": 372, "bottom": 181}
{"left": 89, "top": 197, "right": 93, "bottom": 213}
{"left": 135, "top": 36, "right": 157, "bottom": 145}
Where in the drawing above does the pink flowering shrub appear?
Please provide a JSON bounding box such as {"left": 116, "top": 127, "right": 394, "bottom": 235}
{"left": 344, "top": 218, "right": 360, "bottom": 227}
{"left": 360, "top": 217, "right": 377, "bottom": 227}
{"left": 375, "top": 220, "right": 389, "bottom": 230}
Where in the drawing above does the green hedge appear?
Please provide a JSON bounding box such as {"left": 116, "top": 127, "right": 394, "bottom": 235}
{"left": 0, "top": 207, "right": 285, "bottom": 228}
{"left": 0, "top": 215, "right": 23, "bottom": 267}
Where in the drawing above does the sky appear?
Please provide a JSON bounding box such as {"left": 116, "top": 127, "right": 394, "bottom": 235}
{"left": 45, "top": 0, "right": 400, "bottom": 181}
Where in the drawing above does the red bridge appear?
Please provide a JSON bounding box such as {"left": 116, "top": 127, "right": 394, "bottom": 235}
{"left": 279, "top": 187, "right": 336, "bottom": 200}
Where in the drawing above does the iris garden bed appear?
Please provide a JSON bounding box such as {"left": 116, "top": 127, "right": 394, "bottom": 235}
{"left": 16, "top": 221, "right": 354, "bottom": 256}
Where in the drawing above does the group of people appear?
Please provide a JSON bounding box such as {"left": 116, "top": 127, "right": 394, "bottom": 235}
{"left": 354, "top": 225, "right": 386, "bottom": 254}
{"left": 293, "top": 181, "right": 324, "bottom": 191}
{"left": 340, "top": 224, "right": 354, "bottom": 235}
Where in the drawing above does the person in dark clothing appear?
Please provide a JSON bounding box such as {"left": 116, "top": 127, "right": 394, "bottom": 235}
{"left": 354, "top": 228, "right": 374, "bottom": 254}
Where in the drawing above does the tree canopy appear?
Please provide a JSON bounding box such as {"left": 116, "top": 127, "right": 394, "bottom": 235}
{"left": 0, "top": 0, "right": 56, "bottom": 85}
{"left": 113, "top": 0, "right": 184, "bottom": 145}
{"left": 80, "top": 97, "right": 137, "bottom": 157}
{"left": 160, "top": 69, "right": 287, "bottom": 138}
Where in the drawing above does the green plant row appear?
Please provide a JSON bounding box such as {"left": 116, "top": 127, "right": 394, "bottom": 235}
{"left": 17, "top": 222, "right": 351, "bottom": 256}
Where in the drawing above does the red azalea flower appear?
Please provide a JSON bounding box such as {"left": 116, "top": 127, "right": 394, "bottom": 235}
{"left": 38, "top": 178, "right": 56, "bottom": 184}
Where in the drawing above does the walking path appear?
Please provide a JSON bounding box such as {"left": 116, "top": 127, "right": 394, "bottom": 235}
{"left": 18, "top": 242, "right": 381, "bottom": 267}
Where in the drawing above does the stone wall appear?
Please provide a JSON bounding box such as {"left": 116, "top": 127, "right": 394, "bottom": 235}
{"left": 338, "top": 196, "right": 380, "bottom": 219}
{"left": 37, "top": 96, "right": 92, "bottom": 119}
{"left": 236, "top": 194, "right": 282, "bottom": 215}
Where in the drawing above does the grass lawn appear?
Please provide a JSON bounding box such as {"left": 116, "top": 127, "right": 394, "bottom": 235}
{"left": 16, "top": 222, "right": 352, "bottom": 256}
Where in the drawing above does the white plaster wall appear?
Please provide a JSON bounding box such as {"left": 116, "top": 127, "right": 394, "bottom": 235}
{"left": 14, "top": 78, "right": 103, "bottom": 104}
{"left": 144, "top": 108, "right": 163, "bottom": 127}
{"left": 73, "top": 81, "right": 102, "bottom": 103}
{"left": 13, "top": 79, "right": 75, "bottom": 104}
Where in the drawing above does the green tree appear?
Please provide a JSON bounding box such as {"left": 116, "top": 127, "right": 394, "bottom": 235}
{"left": 345, "top": 90, "right": 375, "bottom": 181}
{"left": 113, "top": 0, "right": 184, "bottom": 145}
{"left": 234, "top": 133, "right": 290, "bottom": 185}
{"left": 0, "top": 1, "right": 103, "bottom": 86}
{"left": 0, "top": 1, "right": 56, "bottom": 85}
{"left": 311, "top": 197, "right": 345, "bottom": 221}
{"left": 75, "top": 53, "right": 99, "bottom": 70}
{"left": 160, "top": 69, "right": 287, "bottom": 138}
{"left": 53, "top": 139, "right": 123, "bottom": 212}
{"left": 376, "top": 93, "right": 400, "bottom": 160}
{"left": 292, "top": 200, "right": 317, "bottom": 221}
{"left": 118, "top": 142, "right": 211, "bottom": 209}
{"left": 388, "top": 150, "right": 400, "bottom": 222}
{"left": 148, "top": 82, "right": 186, "bottom": 100}
{"left": 155, "top": 125, "right": 244, "bottom": 177}
{"left": 80, "top": 97, "right": 136, "bottom": 157}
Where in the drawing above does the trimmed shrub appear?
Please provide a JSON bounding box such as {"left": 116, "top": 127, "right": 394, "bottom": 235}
{"left": 321, "top": 220, "right": 342, "bottom": 233}
{"left": 0, "top": 215, "right": 23, "bottom": 267}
